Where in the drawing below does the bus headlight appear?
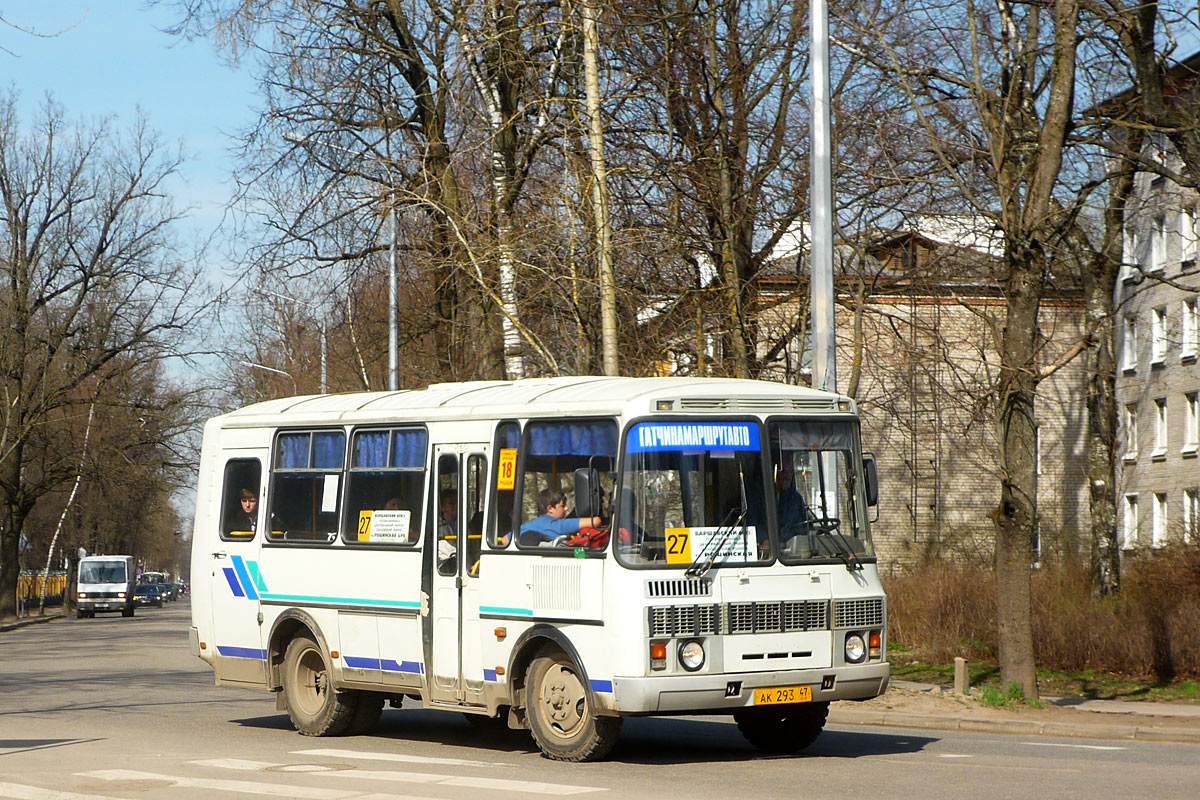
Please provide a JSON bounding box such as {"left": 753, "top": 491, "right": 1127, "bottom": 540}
{"left": 845, "top": 634, "right": 867, "bottom": 664}
{"left": 679, "top": 640, "right": 705, "bottom": 671}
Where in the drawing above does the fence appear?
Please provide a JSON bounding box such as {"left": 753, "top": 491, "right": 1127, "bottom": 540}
{"left": 16, "top": 570, "right": 68, "bottom": 617}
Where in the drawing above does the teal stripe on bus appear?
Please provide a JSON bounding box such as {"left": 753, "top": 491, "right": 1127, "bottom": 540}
{"left": 480, "top": 605, "right": 534, "bottom": 616}
{"left": 260, "top": 593, "right": 420, "bottom": 609}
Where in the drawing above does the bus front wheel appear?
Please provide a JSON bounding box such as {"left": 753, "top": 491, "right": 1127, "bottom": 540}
{"left": 734, "top": 701, "right": 829, "bottom": 753}
{"left": 282, "top": 634, "right": 356, "bottom": 736}
{"left": 525, "top": 652, "right": 621, "bottom": 762}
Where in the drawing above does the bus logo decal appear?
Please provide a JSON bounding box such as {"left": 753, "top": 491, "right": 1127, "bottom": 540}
{"left": 221, "top": 567, "right": 245, "bottom": 598}
{"left": 230, "top": 555, "right": 260, "bottom": 601}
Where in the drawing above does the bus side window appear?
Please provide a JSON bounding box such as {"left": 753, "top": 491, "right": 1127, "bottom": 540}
{"left": 269, "top": 430, "right": 346, "bottom": 543}
{"left": 515, "top": 418, "right": 617, "bottom": 549}
{"left": 343, "top": 427, "right": 427, "bottom": 547}
{"left": 435, "top": 454, "right": 459, "bottom": 575}
{"left": 221, "top": 458, "right": 262, "bottom": 540}
{"left": 488, "top": 421, "right": 520, "bottom": 549}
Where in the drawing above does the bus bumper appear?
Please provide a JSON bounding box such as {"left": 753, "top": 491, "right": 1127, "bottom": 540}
{"left": 608, "top": 662, "right": 890, "bottom": 714}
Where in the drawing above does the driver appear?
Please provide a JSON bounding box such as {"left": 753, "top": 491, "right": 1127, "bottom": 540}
{"left": 519, "top": 487, "right": 602, "bottom": 545}
{"left": 774, "top": 458, "right": 811, "bottom": 545}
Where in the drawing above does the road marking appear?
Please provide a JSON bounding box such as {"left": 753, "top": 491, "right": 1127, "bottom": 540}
{"left": 309, "top": 770, "right": 605, "bottom": 795}
{"left": 0, "top": 783, "right": 130, "bottom": 800}
{"left": 188, "top": 759, "right": 604, "bottom": 796}
{"left": 1022, "top": 742, "right": 1127, "bottom": 751}
{"left": 294, "top": 748, "right": 500, "bottom": 768}
{"left": 937, "top": 754, "right": 973, "bottom": 758}
{"left": 77, "top": 770, "right": 431, "bottom": 800}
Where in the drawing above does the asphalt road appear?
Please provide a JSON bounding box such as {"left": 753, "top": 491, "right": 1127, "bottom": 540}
{"left": 2, "top": 601, "right": 1198, "bottom": 800}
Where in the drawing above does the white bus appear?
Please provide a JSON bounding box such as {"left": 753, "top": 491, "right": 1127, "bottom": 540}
{"left": 189, "top": 377, "right": 888, "bottom": 761}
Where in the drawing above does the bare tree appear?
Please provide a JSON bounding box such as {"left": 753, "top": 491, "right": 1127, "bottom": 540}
{"left": 0, "top": 95, "right": 206, "bottom": 618}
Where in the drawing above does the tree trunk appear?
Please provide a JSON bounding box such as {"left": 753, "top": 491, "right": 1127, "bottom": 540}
{"left": 993, "top": 243, "right": 1043, "bottom": 701}
{"left": 582, "top": 0, "right": 618, "bottom": 377}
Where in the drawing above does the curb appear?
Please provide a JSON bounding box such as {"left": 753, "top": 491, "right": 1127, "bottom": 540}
{"left": 828, "top": 708, "right": 1200, "bottom": 745}
{"left": 0, "top": 612, "right": 66, "bottom": 633}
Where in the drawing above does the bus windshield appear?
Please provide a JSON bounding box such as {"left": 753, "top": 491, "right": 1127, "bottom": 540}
{"left": 80, "top": 562, "right": 127, "bottom": 584}
{"left": 614, "top": 420, "right": 771, "bottom": 568}
{"left": 614, "top": 418, "right": 874, "bottom": 568}
{"left": 769, "top": 419, "right": 874, "bottom": 565}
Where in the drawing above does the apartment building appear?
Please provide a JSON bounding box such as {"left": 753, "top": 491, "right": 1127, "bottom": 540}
{"left": 754, "top": 222, "right": 1090, "bottom": 569}
{"left": 1118, "top": 147, "right": 1200, "bottom": 550}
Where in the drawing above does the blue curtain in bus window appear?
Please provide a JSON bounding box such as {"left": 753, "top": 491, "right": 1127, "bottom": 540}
{"left": 497, "top": 423, "right": 520, "bottom": 449}
{"left": 354, "top": 431, "right": 389, "bottom": 468}
{"left": 391, "top": 429, "right": 427, "bottom": 468}
{"left": 278, "top": 433, "right": 310, "bottom": 468}
{"left": 313, "top": 432, "right": 346, "bottom": 468}
{"left": 529, "top": 421, "right": 617, "bottom": 457}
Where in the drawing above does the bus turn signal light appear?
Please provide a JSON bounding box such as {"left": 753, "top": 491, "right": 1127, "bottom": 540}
{"left": 650, "top": 641, "right": 667, "bottom": 670}
{"left": 869, "top": 631, "right": 882, "bottom": 660}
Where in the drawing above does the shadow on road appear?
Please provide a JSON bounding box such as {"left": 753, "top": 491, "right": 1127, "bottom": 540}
{"left": 231, "top": 707, "right": 936, "bottom": 764}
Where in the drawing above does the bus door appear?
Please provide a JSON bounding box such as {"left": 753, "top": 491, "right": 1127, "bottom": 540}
{"left": 427, "top": 445, "right": 489, "bottom": 705}
{"left": 210, "top": 454, "right": 268, "bottom": 684}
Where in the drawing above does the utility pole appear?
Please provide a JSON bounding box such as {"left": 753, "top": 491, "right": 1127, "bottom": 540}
{"left": 810, "top": 0, "right": 836, "bottom": 393}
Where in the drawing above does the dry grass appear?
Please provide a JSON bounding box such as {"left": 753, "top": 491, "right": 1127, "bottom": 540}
{"left": 884, "top": 546, "right": 1200, "bottom": 681}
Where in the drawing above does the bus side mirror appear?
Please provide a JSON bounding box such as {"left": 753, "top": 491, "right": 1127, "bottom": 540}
{"left": 863, "top": 456, "right": 878, "bottom": 507}
{"left": 574, "top": 468, "right": 601, "bottom": 517}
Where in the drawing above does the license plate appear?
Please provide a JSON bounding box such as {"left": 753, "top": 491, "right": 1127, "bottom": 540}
{"left": 96, "top": 604, "right": 109, "bottom": 609}
{"left": 754, "top": 685, "right": 812, "bottom": 705}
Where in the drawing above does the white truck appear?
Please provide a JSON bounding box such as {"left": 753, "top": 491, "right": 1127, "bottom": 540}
{"left": 76, "top": 555, "right": 135, "bottom": 618}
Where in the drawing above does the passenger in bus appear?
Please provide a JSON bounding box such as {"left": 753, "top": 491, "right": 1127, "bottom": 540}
{"left": 437, "top": 489, "right": 457, "bottom": 570}
{"left": 519, "top": 488, "right": 602, "bottom": 546}
{"left": 239, "top": 488, "right": 259, "bottom": 531}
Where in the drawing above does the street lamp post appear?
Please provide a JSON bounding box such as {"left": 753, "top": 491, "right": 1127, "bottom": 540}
{"left": 283, "top": 131, "right": 398, "bottom": 391}
{"left": 240, "top": 360, "right": 299, "bottom": 396}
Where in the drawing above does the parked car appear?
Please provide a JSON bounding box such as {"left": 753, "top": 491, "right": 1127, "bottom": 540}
{"left": 134, "top": 584, "right": 164, "bottom": 608}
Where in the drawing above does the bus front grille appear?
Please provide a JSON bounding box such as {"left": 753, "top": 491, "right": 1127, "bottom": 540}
{"left": 648, "top": 600, "right": 829, "bottom": 637}
{"left": 833, "top": 597, "right": 885, "bottom": 629}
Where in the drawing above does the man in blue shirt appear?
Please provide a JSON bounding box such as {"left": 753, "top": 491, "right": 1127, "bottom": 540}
{"left": 520, "top": 488, "right": 602, "bottom": 545}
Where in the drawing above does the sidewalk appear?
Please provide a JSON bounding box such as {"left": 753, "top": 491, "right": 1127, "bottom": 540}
{"left": 0, "top": 611, "right": 66, "bottom": 632}
{"left": 829, "top": 680, "right": 1200, "bottom": 745}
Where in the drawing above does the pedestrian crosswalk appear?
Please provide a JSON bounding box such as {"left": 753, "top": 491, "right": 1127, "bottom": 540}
{"left": 0, "top": 747, "right": 607, "bottom": 800}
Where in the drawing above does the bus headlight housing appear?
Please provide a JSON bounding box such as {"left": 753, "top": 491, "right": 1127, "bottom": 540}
{"left": 679, "top": 640, "right": 705, "bottom": 671}
{"left": 845, "top": 633, "right": 867, "bottom": 664}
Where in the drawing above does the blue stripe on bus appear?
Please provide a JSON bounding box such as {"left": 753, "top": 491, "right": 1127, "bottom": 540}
{"left": 484, "top": 669, "right": 498, "bottom": 682}
{"left": 222, "top": 567, "right": 245, "bottom": 598}
{"left": 479, "top": 605, "right": 533, "bottom": 616}
{"left": 343, "top": 656, "right": 381, "bottom": 670}
{"left": 231, "top": 556, "right": 259, "bottom": 601}
{"left": 382, "top": 659, "right": 423, "bottom": 674}
{"left": 216, "top": 645, "right": 266, "bottom": 659}
{"left": 259, "top": 593, "right": 421, "bottom": 609}
{"left": 590, "top": 679, "right": 614, "bottom": 693}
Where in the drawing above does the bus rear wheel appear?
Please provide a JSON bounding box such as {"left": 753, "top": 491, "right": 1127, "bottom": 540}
{"left": 734, "top": 701, "right": 829, "bottom": 753}
{"left": 525, "top": 652, "right": 621, "bottom": 762}
{"left": 282, "top": 634, "right": 356, "bottom": 736}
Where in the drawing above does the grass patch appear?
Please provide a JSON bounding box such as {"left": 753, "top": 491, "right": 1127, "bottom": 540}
{"left": 891, "top": 657, "right": 1200, "bottom": 702}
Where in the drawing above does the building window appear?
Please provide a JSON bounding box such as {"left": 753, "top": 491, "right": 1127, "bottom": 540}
{"left": 1151, "top": 214, "right": 1167, "bottom": 272}
{"left": 1122, "top": 316, "right": 1138, "bottom": 371}
{"left": 1183, "top": 206, "right": 1199, "bottom": 264}
{"left": 1151, "top": 307, "right": 1167, "bottom": 364}
{"left": 1153, "top": 493, "right": 1168, "bottom": 547}
{"left": 1186, "top": 393, "right": 1199, "bottom": 455}
{"left": 1183, "top": 298, "right": 1198, "bottom": 360}
{"left": 1123, "top": 494, "right": 1139, "bottom": 548}
{"left": 1153, "top": 399, "right": 1168, "bottom": 458}
{"left": 1124, "top": 403, "right": 1138, "bottom": 460}
{"left": 1185, "top": 488, "right": 1199, "bottom": 545}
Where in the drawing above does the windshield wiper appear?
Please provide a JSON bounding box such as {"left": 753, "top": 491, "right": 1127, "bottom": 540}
{"left": 685, "top": 506, "right": 748, "bottom": 578}
{"left": 809, "top": 518, "right": 862, "bottom": 572}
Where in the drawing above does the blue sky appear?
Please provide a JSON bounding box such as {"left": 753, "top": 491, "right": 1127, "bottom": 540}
{"left": 1, "top": 2, "right": 258, "bottom": 272}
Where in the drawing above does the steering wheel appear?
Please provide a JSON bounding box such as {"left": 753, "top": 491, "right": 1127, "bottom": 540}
{"left": 808, "top": 516, "right": 841, "bottom": 534}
